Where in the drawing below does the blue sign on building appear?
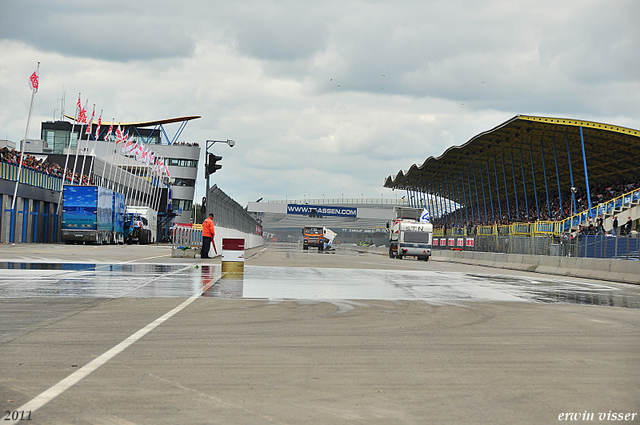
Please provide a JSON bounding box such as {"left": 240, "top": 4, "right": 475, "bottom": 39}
{"left": 287, "top": 204, "right": 357, "bottom": 218}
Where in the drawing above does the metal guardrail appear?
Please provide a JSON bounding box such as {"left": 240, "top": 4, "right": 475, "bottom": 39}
{"left": 208, "top": 184, "right": 261, "bottom": 235}
{"left": 172, "top": 226, "right": 202, "bottom": 249}
{"left": 559, "top": 188, "right": 640, "bottom": 231}
{"left": 1, "top": 162, "right": 63, "bottom": 191}
{"left": 432, "top": 233, "right": 639, "bottom": 259}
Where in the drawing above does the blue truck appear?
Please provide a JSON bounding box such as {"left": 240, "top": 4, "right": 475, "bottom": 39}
{"left": 61, "top": 185, "right": 125, "bottom": 244}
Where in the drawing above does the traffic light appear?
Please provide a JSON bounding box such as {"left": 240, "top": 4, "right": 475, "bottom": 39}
{"left": 206, "top": 153, "right": 222, "bottom": 175}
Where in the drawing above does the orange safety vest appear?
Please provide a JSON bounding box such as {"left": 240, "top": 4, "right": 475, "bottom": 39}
{"left": 202, "top": 218, "right": 215, "bottom": 238}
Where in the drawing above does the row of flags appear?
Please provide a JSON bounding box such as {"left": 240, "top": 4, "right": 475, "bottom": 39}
{"left": 28, "top": 65, "right": 171, "bottom": 181}
{"left": 73, "top": 94, "right": 171, "bottom": 178}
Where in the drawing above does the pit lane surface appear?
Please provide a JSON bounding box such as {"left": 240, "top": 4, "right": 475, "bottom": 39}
{"left": 0, "top": 243, "right": 638, "bottom": 424}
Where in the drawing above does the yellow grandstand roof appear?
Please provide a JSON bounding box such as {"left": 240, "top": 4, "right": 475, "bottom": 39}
{"left": 383, "top": 115, "right": 640, "bottom": 196}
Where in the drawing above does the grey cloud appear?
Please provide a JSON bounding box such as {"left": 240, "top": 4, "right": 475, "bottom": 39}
{"left": 0, "top": 1, "right": 196, "bottom": 61}
{"left": 217, "top": 1, "right": 328, "bottom": 61}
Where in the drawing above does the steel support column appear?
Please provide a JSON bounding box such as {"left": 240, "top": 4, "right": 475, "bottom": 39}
{"left": 466, "top": 166, "right": 476, "bottom": 224}
{"left": 473, "top": 165, "right": 481, "bottom": 223}
{"left": 540, "top": 138, "right": 551, "bottom": 219}
{"left": 477, "top": 164, "right": 488, "bottom": 223}
{"left": 579, "top": 126, "right": 593, "bottom": 216}
{"left": 552, "top": 135, "right": 563, "bottom": 217}
{"left": 434, "top": 180, "right": 442, "bottom": 223}
{"left": 486, "top": 161, "right": 495, "bottom": 224}
{"left": 502, "top": 154, "right": 511, "bottom": 221}
{"left": 529, "top": 143, "right": 540, "bottom": 220}
{"left": 446, "top": 174, "right": 458, "bottom": 225}
{"left": 458, "top": 172, "right": 469, "bottom": 224}
{"left": 510, "top": 151, "right": 519, "bottom": 221}
{"left": 493, "top": 157, "right": 502, "bottom": 222}
{"left": 566, "top": 131, "right": 577, "bottom": 216}
{"left": 520, "top": 148, "right": 529, "bottom": 219}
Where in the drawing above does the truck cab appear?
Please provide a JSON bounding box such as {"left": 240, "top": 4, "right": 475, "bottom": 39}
{"left": 124, "top": 206, "right": 157, "bottom": 244}
{"left": 302, "top": 226, "right": 336, "bottom": 252}
{"left": 388, "top": 207, "right": 433, "bottom": 261}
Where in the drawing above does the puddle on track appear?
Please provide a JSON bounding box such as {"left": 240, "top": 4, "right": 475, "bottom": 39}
{"left": 0, "top": 262, "right": 638, "bottom": 309}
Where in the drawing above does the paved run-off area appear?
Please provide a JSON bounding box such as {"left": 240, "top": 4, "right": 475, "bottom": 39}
{"left": 0, "top": 243, "right": 638, "bottom": 424}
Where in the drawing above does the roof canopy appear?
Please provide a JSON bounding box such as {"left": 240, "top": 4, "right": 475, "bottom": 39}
{"left": 64, "top": 115, "right": 201, "bottom": 127}
{"left": 383, "top": 115, "right": 640, "bottom": 198}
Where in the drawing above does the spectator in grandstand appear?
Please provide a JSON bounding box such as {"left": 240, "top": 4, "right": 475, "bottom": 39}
{"left": 1, "top": 147, "right": 96, "bottom": 185}
{"left": 597, "top": 215, "right": 604, "bottom": 235}
{"left": 612, "top": 216, "right": 618, "bottom": 236}
{"left": 624, "top": 216, "right": 632, "bottom": 236}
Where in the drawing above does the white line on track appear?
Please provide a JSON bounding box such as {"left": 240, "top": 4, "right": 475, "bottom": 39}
{"left": 7, "top": 276, "right": 204, "bottom": 424}
{"left": 121, "top": 253, "right": 173, "bottom": 263}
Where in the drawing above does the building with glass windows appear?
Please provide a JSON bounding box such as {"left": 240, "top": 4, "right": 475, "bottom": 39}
{"left": 39, "top": 118, "right": 200, "bottom": 224}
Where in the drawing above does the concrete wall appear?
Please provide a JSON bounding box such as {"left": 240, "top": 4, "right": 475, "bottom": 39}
{"left": 339, "top": 243, "right": 640, "bottom": 285}
{"left": 211, "top": 227, "right": 264, "bottom": 254}
{"left": 432, "top": 249, "right": 640, "bottom": 285}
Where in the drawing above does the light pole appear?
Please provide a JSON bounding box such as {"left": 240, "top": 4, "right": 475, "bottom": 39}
{"left": 204, "top": 139, "right": 235, "bottom": 217}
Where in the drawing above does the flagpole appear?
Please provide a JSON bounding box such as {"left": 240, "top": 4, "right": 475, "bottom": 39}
{"left": 144, "top": 149, "right": 155, "bottom": 207}
{"left": 151, "top": 158, "right": 159, "bottom": 211}
{"left": 123, "top": 141, "right": 135, "bottom": 203}
{"left": 56, "top": 94, "right": 80, "bottom": 215}
{"left": 119, "top": 129, "right": 134, "bottom": 199}
{"left": 87, "top": 109, "right": 102, "bottom": 185}
{"left": 105, "top": 120, "right": 117, "bottom": 189}
{"left": 71, "top": 100, "right": 88, "bottom": 185}
{"left": 154, "top": 160, "right": 163, "bottom": 211}
{"left": 114, "top": 125, "right": 126, "bottom": 193}
{"left": 131, "top": 164, "right": 140, "bottom": 205}
{"left": 79, "top": 104, "right": 95, "bottom": 185}
{"left": 11, "top": 62, "right": 40, "bottom": 211}
{"left": 132, "top": 142, "right": 144, "bottom": 205}
{"left": 119, "top": 132, "right": 134, "bottom": 202}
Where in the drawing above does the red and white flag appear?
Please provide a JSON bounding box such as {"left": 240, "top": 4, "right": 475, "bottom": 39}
{"left": 136, "top": 144, "right": 147, "bottom": 163}
{"left": 153, "top": 158, "right": 161, "bottom": 173}
{"left": 94, "top": 111, "right": 102, "bottom": 139}
{"left": 104, "top": 122, "right": 113, "bottom": 141}
{"left": 78, "top": 100, "right": 88, "bottom": 124}
{"left": 115, "top": 125, "right": 124, "bottom": 144}
{"left": 85, "top": 105, "right": 95, "bottom": 135}
{"left": 127, "top": 141, "right": 138, "bottom": 156}
{"left": 122, "top": 139, "right": 135, "bottom": 153}
{"left": 29, "top": 63, "right": 40, "bottom": 92}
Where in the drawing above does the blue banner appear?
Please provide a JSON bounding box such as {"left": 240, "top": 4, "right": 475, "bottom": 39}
{"left": 287, "top": 204, "right": 357, "bottom": 217}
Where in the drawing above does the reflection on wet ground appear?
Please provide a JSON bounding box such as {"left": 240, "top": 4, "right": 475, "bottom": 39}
{"left": 0, "top": 262, "right": 638, "bottom": 309}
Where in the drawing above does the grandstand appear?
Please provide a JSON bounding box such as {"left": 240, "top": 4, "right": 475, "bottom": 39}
{"left": 384, "top": 115, "right": 640, "bottom": 258}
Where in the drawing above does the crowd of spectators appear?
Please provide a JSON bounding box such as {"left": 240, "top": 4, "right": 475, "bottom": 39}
{"left": 431, "top": 176, "right": 639, "bottom": 233}
{"left": 173, "top": 142, "right": 199, "bottom": 147}
{"left": 1, "top": 147, "right": 94, "bottom": 185}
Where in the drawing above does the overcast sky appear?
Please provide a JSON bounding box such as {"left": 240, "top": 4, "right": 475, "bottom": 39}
{"left": 1, "top": 0, "right": 639, "bottom": 207}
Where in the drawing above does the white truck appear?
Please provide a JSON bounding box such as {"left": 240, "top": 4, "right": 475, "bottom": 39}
{"left": 124, "top": 206, "right": 158, "bottom": 244}
{"left": 387, "top": 206, "right": 433, "bottom": 261}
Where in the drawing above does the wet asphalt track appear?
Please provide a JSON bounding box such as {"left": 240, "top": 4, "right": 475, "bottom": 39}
{"left": 0, "top": 243, "right": 639, "bottom": 308}
{"left": 1, "top": 243, "right": 639, "bottom": 424}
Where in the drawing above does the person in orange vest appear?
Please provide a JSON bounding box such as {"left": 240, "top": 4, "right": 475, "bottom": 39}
{"left": 201, "top": 213, "right": 216, "bottom": 258}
